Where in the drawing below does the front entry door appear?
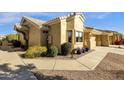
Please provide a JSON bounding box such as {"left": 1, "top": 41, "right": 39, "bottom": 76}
{"left": 42, "top": 30, "right": 48, "bottom": 46}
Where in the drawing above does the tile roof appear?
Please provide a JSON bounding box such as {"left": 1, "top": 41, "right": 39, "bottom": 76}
{"left": 23, "top": 16, "right": 46, "bottom": 27}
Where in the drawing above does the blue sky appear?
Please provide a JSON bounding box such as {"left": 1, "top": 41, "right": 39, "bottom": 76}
{"left": 0, "top": 12, "right": 124, "bottom": 35}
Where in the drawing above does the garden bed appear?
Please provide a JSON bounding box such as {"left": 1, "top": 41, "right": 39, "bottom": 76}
{"left": 51, "top": 49, "right": 94, "bottom": 60}
{"left": 19, "top": 49, "right": 94, "bottom": 60}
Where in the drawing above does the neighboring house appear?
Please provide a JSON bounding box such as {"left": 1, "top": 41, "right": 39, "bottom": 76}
{"left": 14, "top": 13, "right": 123, "bottom": 51}
{"left": 14, "top": 13, "right": 85, "bottom": 51}
{"left": 84, "top": 27, "right": 123, "bottom": 49}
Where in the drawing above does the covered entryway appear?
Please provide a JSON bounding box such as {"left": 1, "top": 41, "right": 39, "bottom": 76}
{"left": 84, "top": 31, "right": 96, "bottom": 49}
{"left": 14, "top": 23, "right": 29, "bottom": 49}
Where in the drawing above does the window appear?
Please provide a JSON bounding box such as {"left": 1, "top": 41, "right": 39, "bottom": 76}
{"left": 67, "top": 30, "right": 72, "bottom": 43}
{"left": 76, "top": 31, "right": 83, "bottom": 42}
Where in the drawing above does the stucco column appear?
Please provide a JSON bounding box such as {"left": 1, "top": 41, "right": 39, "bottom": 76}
{"left": 72, "top": 29, "right": 75, "bottom": 49}
{"left": 107, "top": 35, "right": 110, "bottom": 46}
{"left": 73, "top": 29, "right": 76, "bottom": 44}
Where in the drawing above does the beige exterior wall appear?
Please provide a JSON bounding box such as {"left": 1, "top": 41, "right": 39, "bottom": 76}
{"left": 66, "top": 15, "right": 84, "bottom": 49}
{"left": 19, "top": 33, "right": 25, "bottom": 45}
{"left": 109, "top": 36, "right": 113, "bottom": 45}
{"left": 95, "top": 35, "right": 110, "bottom": 46}
{"left": 101, "top": 35, "right": 109, "bottom": 46}
{"left": 84, "top": 28, "right": 96, "bottom": 49}
{"left": 84, "top": 28, "right": 111, "bottom": 48}
{"left": 66, "top": 17, "right": 75, "bottom": 48}
{"left": 48, "top": 22, "right": 61, "bottom": 49}
{"left": 66, "top": 18, "right": 74, "bottom": 30}
{"left": 95, "top": 35, "right": 102, "bottom": 46}
{"left": 60, "top": 19, "right": 67, "bottom": 45}
{"left": 84, "top": 32, "right": 90, "bottom": 48}
{"left": 74, "top": 15, "right": 84, "bottom": 31}
{"left": 90, "top": 36, "right": 96, "bottom": 49}
{"left": 28, "top": 26, "right": 41, "bottom": 46}
{"left": 47, "top": 14, "right": 84, "bottom": 50}
{"left": 74, "top": 15, "right": 84, "bottom": 48}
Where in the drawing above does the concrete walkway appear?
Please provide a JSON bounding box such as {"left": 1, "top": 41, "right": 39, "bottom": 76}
{"left": 77, "top": 46, "right": 124, "bottom": 70}
{"left": 22, "top": 46, "right": 124, "bottom": 71}
{"left": 1, "top": 46, "right": 124, "bottom": 79}
{"left": 0, "top": 50, "right": 36, "bottom": 80}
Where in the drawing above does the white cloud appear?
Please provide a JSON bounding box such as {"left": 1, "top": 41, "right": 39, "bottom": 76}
{"left": 0, "top": 12, "right": 49, "bottom": 25}
{"left": 97, "top": 13, "right": 111, "bottom": 19}
{"left": 0, "top": 13, "right": 19, "bottom": 24}
{"left": 84, "top": 12, "right": 111, "bottom": 19}
{"left": 0, "top": 12, "right": 70, "bottom": 25}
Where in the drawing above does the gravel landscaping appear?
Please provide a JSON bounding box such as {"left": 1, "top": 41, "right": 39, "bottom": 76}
{"left": 33, "top": 52, "right": 124, "bottom": 80}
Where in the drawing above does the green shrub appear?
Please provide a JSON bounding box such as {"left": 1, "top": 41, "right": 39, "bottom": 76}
{"left": 6, "top": 34, "right": 19, "bottom": 42}
{"left": 0, "top": 40, "right": 2, "bottom": 46}
{"left": 1, "top": 39, "right": 8, "bottom": 46}
{"left": 47, "top": 46, "right": 58, "bottom": 57}
{"left": 61, "top": 42, "right": 72, "bottom": 55}
{"left": 25, "top": 46, "right": 47, "bottom": 58}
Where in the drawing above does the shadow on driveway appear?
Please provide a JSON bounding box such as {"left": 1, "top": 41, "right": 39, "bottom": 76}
{"left": 0, "top": 63, "right": 36, "bottom": 80}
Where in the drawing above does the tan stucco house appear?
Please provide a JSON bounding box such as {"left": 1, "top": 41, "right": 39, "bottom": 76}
{"left": 84, "top": 27, "right": 123, "bottom": 49}
{"left": 14, "top": 13, "right": 123, "bottom": 51}
{"left": 14, "top": 13, "right": 85, "bottom": 51}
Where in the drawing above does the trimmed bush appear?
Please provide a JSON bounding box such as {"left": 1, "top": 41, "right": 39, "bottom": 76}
{"left": 12, "top": 40, "right": 21, "bottom": 47}
{"left": 61, "top": 42, "right": 72, "bottom": 55}
{"left": 25, "top": 46, "right": 47, "bottom": 58}
{"left": 47, "top": 46, "right": 58, "bottom": 57}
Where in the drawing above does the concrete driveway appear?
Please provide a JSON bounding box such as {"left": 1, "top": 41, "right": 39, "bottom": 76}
{"left": 22, "top": 46, "right": 124, "bottom": 71}
{"left": 0, "top": 50, "right": 36, "bottom": 80}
